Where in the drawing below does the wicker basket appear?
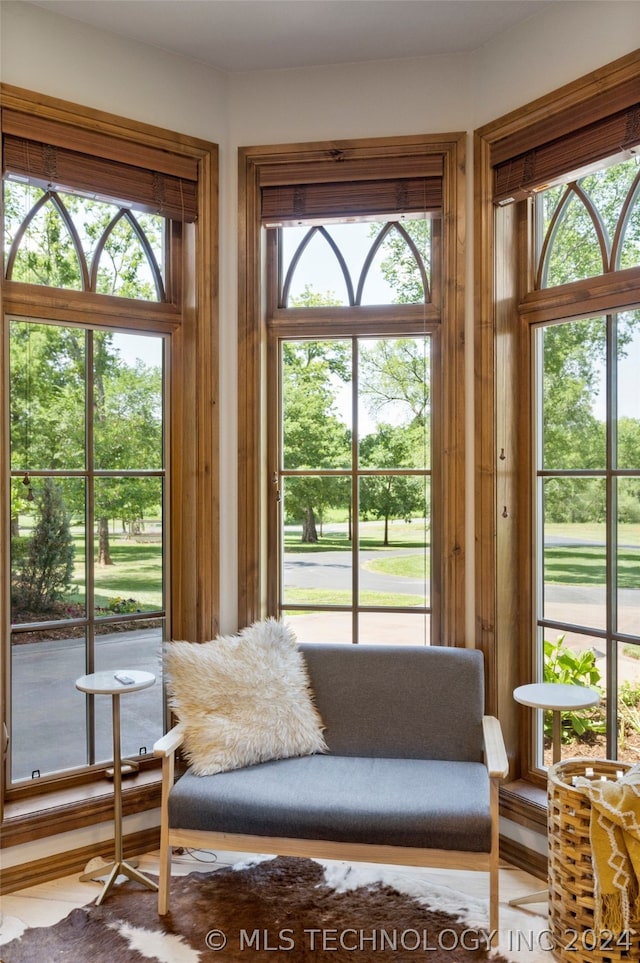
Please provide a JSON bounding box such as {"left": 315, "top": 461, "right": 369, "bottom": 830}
{"left": 547, "top": 758, "right": 640, "bottom": 963}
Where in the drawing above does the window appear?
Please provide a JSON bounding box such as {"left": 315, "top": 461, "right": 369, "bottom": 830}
{"left": 533, "top": 156, "right": 640, "bottom": 767}
{"left": 475, "top": 50, "right": 640, "bottom": 782}
{"left": 4, "top": 184, "right": 166, "bottom": 299}
{"left": 239, "top": 134, "right": 465, "bottom": 646}
{"left": 9, "top": 320, "right": 165, "bottom": 783}
{"left": 272, "top": 219, "right": 433, "bottom": 643}
{"left": 1, "top": 86, "right": 218, "bottom": 811}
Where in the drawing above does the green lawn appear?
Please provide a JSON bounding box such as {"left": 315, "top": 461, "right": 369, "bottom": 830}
{"left": 364, "top": 554, "right": 430, "bottom": 578}
{"left": 70, "top": 534, "right": 163, "bottom": 610}
{"left": 284, "top": 588, "right": 426, "bottom": 608}
{"left": 544, "top": 545, "right": 640, "bottom": 588}
{"left": 284, "top": 520, "right": 429, "bottom": 553}
{"left": 62, "top": 521, "right": 640, "bottom": 613}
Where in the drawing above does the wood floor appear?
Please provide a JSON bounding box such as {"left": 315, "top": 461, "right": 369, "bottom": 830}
{"left": 0, "top": 850, "right": 550, "bottom": 962}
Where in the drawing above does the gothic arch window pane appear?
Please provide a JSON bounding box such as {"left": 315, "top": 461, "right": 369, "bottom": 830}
{"left": 539, "top": 188, "right": 605, "bottom": 288}
{"left": 618, "top": 175, "right": 640, "bottom": 271}
{"left": 360, "top": 221, "right": 430, "bottom": 305}
{"left": 4, "top": 180, "right": 166, "bottom": 301}
{"left": 280, "top": 218, "right": 431, "bottom": 307}
{"left": 536, "top": 156, "right": 640, "bottom": 288}
{"left": 92, "top": 210, "right": 165, "bottom": 301}
{"left": 580, "top": 159, "right": 639, "bottom": 257}
{"left": 281, "top": 226, "right": 352, "bottom": 306}
{"left": 5, "top": 188, "right": 85, "bottom": 289}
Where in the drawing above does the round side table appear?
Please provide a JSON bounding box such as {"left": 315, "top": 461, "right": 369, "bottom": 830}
{"left": 510, "top": 680, "right": 601, "bottom": 908}
{"left": 76, "top": 669, "right": 158, "bottom": 904}
{"left": 514, "top": 681, "right": 601, "bottom": 765}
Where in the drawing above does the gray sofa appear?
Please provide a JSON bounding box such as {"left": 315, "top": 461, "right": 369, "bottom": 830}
{"left": 154, "top": 643, "right": 508, "bottom": 929}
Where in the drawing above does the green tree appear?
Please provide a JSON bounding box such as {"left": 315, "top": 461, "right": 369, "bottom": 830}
{"left": 359, "top": 337, "right": 430, "bottom": 424}
{"left": 10, "top": 321, "right": 163, "bottom": 565}
{"left": 282, "top": 336, "right": 351, "bottom": 542}
{"left": 359, "top": 423, "right": 427, "bottom": 545}
{"left": 371, "top": 218, "right": 431, "bottom": 304}
{"left": 12, "top": 478, "right": 75, "bottom": 614}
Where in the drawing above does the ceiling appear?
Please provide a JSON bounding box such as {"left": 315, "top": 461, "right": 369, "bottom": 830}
{"left": 27, "top": 0, "right": 555, "bottom": 73}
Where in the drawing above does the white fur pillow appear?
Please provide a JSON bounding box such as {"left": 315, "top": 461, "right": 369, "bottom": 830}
{"left": 164, "top": 619, "right": 327, "bottom": 775}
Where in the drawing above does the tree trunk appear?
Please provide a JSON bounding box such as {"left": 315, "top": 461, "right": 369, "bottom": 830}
{"left": 97, "top": 517, "right": 113, "bottom": 565}
{"left": 384, "top": 513, "right": 390, "bottom": 546}
{"left": 302, "top": 507, "right": 318, "bottom": 543}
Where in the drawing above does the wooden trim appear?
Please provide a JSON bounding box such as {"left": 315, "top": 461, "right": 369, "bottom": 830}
{"left": 500, "top": 779, "right": 547, "bottom": 834}
{"left": 498, "top": 834, "right": 547, "bottom": 883}
{"left": 238, "top": 134, "right": 466, "bottom": 642}
{"left": 1, "top": 283, "right": 182, "bottom": 328}
{"left": 1, "top": 85, "right": 213, "bottom": 172}
{"left": 0, "top": 826, "right": 160, "bottom": 895}
{"left": 237, "top": 149, "right": 264, "bottom": 626}
{"left": 2, "top": 773, "right": 161, "bottom": 848}
{"left": 259, "top": 157, "right": 445, "bottom": 187}
{"left": 473, "top": 133, "right": 501, "bottom": 720}
{"left": 268, "top": 304, "right": 440, "bottom": 331}
{"left": 518, "top": 267, "right": 640, "bottom": 324}
{"left": 0, "top": 260, "right": 6, "bottom": 824}
{"left": 256, "top": 138, "right": 446, "bottom": 185}
{"left": 169, "top": 147, "right": 220, "bottom": 643}
{"left": 2, "top": 108, "right": 198, "bottom": 181}
{"left": 440, "top": 134, "right": 466, "bottom": 644}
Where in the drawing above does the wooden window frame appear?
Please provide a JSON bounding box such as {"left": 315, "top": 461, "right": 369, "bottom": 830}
{"left": 474, "top": 50, "right": 640, "bottom": 787}
{"left": 238, "top": 134, "right": 466, "bottom": 645}
{"left": 1, "top": 86, "right": 218, "bottom": 830}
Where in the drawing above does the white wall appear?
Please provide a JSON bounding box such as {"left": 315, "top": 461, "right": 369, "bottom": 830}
{"left": 1, "top": 0, "right": 639, "bottom": 638}
{"left": 0, "top": 1, "right": 229, "bottom": 138}
{"left": 472, "top": 1, "right": 640, "bottom": 126}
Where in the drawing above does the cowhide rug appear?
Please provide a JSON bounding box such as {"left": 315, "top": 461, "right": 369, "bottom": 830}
{"left": 0, "top": 856, "right": 533, "bottom": 962}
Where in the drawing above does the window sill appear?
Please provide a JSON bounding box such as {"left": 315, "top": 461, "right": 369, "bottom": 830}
{"left": 500, "top": 778, "right": 547, "bottom": 832}
{"left": 1, "top": 766, "right": 162, "bottom": 850}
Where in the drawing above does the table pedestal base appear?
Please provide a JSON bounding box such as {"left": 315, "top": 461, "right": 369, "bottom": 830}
{"left": 81, "top": 858, "right": 158, "bottom": 905}
{"left": 509, "top": 888, "right": 546, "bottom": 908}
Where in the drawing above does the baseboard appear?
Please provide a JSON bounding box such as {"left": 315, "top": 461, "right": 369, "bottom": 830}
{"left": 0, "top": 826, "right": 160, "bottom": 894}
{"left": 499, "top": 833, "right": 547, "bottom": 881}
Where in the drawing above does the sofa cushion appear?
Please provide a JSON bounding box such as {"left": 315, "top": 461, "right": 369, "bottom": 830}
{"left": 168, "top": 754, "right": 492, "bottom": 852}
{"left": 299, "top": 643, "right": 485, "bottom": 762}
{"left": 164, "top": 619, "right": 327, "bottom": 775}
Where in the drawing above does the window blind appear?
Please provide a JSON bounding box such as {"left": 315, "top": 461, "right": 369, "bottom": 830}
{"left": 259, "top": 151, "right": 443, "bottom": 224}
{"left": 261, "top": 177, "right": 442, "bottom": 224}
{"left": 492, "top": 96, "right": 640, "bottom": 204}
{"left": 2, "top": 108, "right": 198, "bottom": 221}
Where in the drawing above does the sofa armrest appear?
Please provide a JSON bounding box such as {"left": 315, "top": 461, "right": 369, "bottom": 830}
{"left": 153, "top": 724, "right": 184, "bottom": 758}
{"left": 482, "top": 715, "right": 509, "bottom": 778}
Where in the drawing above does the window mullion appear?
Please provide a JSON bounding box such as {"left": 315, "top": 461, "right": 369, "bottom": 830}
{"left": 85, "top": 330, "right": 96, "bottom": 766}
{"left": 351, "top": 337, "right": 359, "bottom": 644}
{"left": 606, "top": 312, "right": 619, "bottom": 758}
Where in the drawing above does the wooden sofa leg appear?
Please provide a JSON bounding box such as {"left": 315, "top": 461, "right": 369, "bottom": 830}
{"left": 489, "top": 858, "right": 499, "bottom": 939}
{"left": 489, "top": 778, "right": 500, "bottom": 939}
{"left": 158, "top": 837, "right": 172, "bottom": 915}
